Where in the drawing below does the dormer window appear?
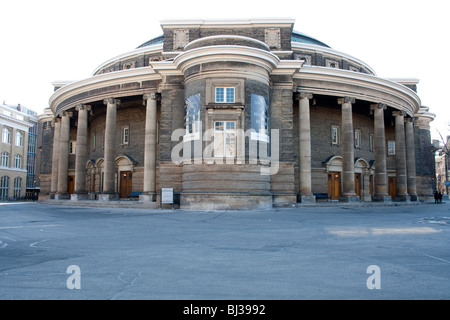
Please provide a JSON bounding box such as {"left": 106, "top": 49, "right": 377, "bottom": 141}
{"left": 215, "top": 87, "right": 235, "bottom": 103}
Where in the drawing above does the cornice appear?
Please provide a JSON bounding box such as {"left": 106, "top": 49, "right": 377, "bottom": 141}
{"left": 295, "top": 66, "right": 421, "bottom": 116}
{"left": 49, "top": 67, "right": 161, "bottom": 115}
{"left": 92, "top": 43, "right": 164, "bottom": 76}
{"left": 160, "top": 18, "right": 296, "bottom": 29}
{"left": 292, "top": 42, "right": 376, "bottom": 76}
{"left": 172, "top": 45, "right": 281, "bottom": 74}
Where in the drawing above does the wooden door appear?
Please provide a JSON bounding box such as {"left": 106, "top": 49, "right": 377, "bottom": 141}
{"left": 120, "top": 171, "right": 132, "bottom": 199}
{"left": 328, "top": 172, "right": 341, "bottom": 200}
{"left": 388, "top": 177, "right": 397, "bottom": 198}
{"left": 68, "top": 176, "right": 75, "bottom": 195}
{"left": 354, "top": 173, "right": 361, "bottom": 197}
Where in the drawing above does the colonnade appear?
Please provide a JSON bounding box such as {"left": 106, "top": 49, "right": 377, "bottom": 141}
{"left": 296, "top": 93, "right": 418, "bottom": 202}
{"left": 50, "top": 93, "right": 160, "bottom": 202}
{"left": 51, "top": 91, "right": 418, "bottom": 203}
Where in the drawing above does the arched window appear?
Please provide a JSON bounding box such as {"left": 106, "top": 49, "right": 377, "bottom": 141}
{"left": 0, "top": 176, "right": 9, "bottom": 200}
{"left": 14, "top": 155, "right": 22, "bottom": 169}
{"left": 1, "top": 152, "right": 9, "bottom": 167}
{"left": 2, "top": 128, "right": 11, "bottom": 144}
{"left": 15, "top": 131, "right": 23, "bottom": 147}
{"left": 13, "top": 177, "right": 22, "bottom": 199}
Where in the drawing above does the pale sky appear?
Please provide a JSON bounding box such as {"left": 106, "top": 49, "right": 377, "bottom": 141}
{"left": 0, "top": 0, "right": 448, "bottom": 139}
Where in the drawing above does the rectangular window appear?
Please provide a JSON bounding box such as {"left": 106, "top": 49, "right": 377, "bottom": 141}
{"left": 214, "top": 121, "right": 236, "bottom": 158}
{"left": 250, "top": 94, "right": 270, "bottom": 142}
{"left": 92, "top": 133, "right": 96, "bottom": 151}
{"left": 2, "top": 128, "right": 11, "bottom": 144}
{"left": 69, "top": 141, "right": 76, "bottom": 154}
{"left": 369, "top": 133, "right": 374, "bottom": 152}
{"left": 15, "top": 131, "right": 23, "bottom": 147}
{"left": 122, "top": 127, "right": 129, "bottom": 145}
{"left": 215, "top": 87, "right": 235, "bottom": 103}
{"left": 13, "top": 177, "right": 22, "bottom": 199}
{"left": 184, "top": 94, "right": 201, "bottom": 141}
{"left": 388, "top": 140, "right": 396, "bottom": 155}
{"left": 331, "top": 126, "right": 340, "bottom": 145}
{"left": 354, "top": 129, "right": 361, "bottom": 149}
{"left": 0, "top": 176, "right": 9, "bottom": 200}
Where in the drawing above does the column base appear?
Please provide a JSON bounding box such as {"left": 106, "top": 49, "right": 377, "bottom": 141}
{"left": 54, "top": 193, "right": 70, "bottom": 200}
{"left": 373, "top": 195, "right": 392, "bottom": 202}
{"left": 409, "top": 194, "right": 419, "bottom": 202}
{"left": 139, "top": 193, "right": 156, "bottom": 202}
{"left": 394, "top": 194, "right": 411, "bottom": 202}
{"left": 298, "top": 194, "right": 316, "bottom": 203}
{"left": 49, "top": 193, "right": 56, "bottom": 200}
{"left": 71, "top": 193, "right": 89, "bottom": 201}
{"left": 99, "top": 193, "right": 119, "bottom": 201}
{"left": 339, "top": 195, "right": 360, "bottom": 203}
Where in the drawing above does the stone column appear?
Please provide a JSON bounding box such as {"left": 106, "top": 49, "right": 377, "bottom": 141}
{"left": 371, "top": 104, "right": 391, "bottom": 202}
{"left": 405, "top": 117, "right": 418, "bottom": 201}
{"left": 140, "top": 93, "right": 159, "bottom": 202}
{"left": 338, "top": 97, "right": 359, "bottom": 202}
{"left": 297, "top": 92, "right": 315, "bottom": 203}
{"left": 100, "top": 98, "right": 120, "bottom": 201}
{"left": 393, "top": 111, "right": 410, "bottom": 201}
{"left": 71, "top": 104, "right": 91, "bottom": 200}
{"left": 55, "top": 112, "right": 72, "bottom": 200}
{"left": 50, "top": 118, "right": 61, "bottom": 199}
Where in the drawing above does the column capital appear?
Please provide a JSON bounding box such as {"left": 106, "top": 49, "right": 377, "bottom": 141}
{"left": 295, "top": 92, "right": 313, "bottom": 100}
{"left": 103, "top": 98, "right": 121, "bottom": 106}
{"left": 52, "top": 117, "right": 61, "bottom": 125}
{"left": 404, "top": 117, "right": 415, "bottom": 123}
{"left": 392, "top": 110, "right": 407, "bottom": 117}
{"left": 143, "top": 92, "right": 161, "bottom": 102}
{"left": 370, "top": 103, "right": 387, "bottom": 111}
{"left": 61, "top": 111, "right": 73, "bottom": 118}
{"left": 75, "top": 104, "right": 92, "bottom": 112}
{"left": 337, "top": 97, "right": 355, "bottom": 105}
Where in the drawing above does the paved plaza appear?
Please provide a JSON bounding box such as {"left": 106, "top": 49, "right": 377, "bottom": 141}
{"left": 0, "top": 201, "right": 449, "bottom": 300}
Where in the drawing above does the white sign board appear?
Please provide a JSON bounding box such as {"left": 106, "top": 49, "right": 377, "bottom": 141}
{"left": 161, "top": 188, "right": 174, "bottom": 204}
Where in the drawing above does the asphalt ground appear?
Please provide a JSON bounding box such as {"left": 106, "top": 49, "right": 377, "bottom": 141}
{"left": 0, "top": 201, "right": 449, "bottom": 301}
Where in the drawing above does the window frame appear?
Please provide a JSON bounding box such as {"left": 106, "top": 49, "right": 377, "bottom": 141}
{"left": 15, "top": 131, "right": 24, "bottom": 147}
{"left": 69, "top": 141, "right": 76, "bottom": 155}
{"left": 0, "top": 176, "right": 9, "bottom": 200}
{"left": 14, "top": 154, "right": 22, "bottom": 169}
{"left": 13, "top": 177, "right": 22, "bottom": 199}
{"left": 331, "top": 125, "right": 340, "bottom": 146}
{"left": 1, "top": 152, "right": 10, "bottom": 167}
{"left": 2, "top": 127, "right": 11, "bottom": 144}
{"left": 122, "top": 126, "right": 130, "bottom": 145}
{"left": 369, "top": 133, "right": 374, "bottom": 152}
{"left": 388, "top": 140, "right": 396, "bottom": 156}
{"left": 215, "top": 87, "right": 236, "bottom": 104}
{"left": 213, "top": 120, "right": 237, "bottom": 158}
{"left": 354, "top": 129, "right": 361, "bottom": 149}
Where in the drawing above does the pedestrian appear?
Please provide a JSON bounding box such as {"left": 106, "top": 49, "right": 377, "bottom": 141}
{"left": 435, "top": 191, "right": 439, "bottom": 204}
{"left": 439, "top": 191, "right": 443, "bottom": 204}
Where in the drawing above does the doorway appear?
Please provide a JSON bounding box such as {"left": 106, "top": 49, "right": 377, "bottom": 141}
{"left": 120, "top": 171, "right": 132, "bottom": 199}
{"left": 354, "top": 173, "right": 361, "bottom": 197}
{"left": 68, "top": 176, "right": 75, "bottom": 195}
{"left": 328, "top": 172, "right": 341, "bottom": 200}
{"left": 388, "top": 177, "right": 397, "bottom": 198}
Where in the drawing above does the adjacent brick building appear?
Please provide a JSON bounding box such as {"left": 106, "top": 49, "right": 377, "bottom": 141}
{"left": 38, "top": 18, "right": 436, "bottom": 209}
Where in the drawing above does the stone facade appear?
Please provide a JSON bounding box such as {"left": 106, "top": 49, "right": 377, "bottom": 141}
{"left": 39, "top": 18, "right": 436, "bottom": 209}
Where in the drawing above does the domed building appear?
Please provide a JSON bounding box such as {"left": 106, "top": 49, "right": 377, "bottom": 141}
{"left": 38, "top": 18, "right": 436, "bottom": 209}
